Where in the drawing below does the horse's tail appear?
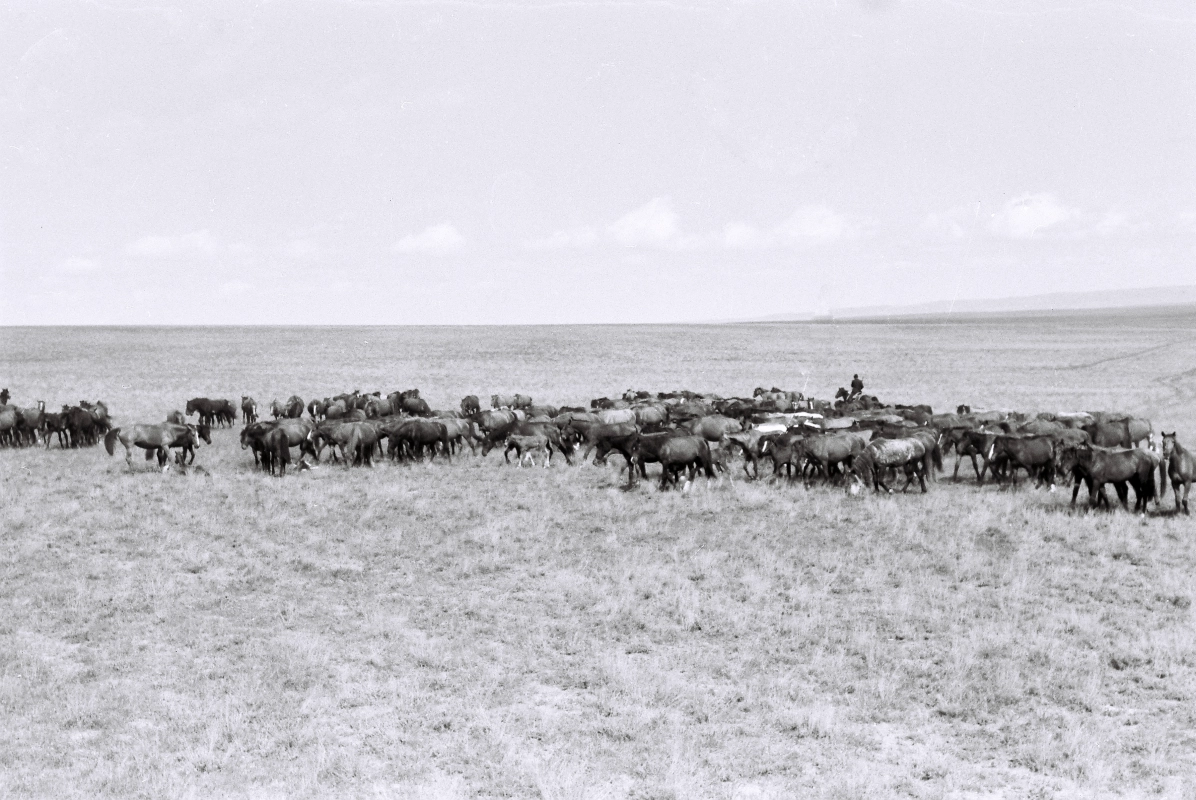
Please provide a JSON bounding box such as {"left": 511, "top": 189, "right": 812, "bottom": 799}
{"left": 932, "top": 442, "right": 943, "bottom": 472}
{"left": 104, "top": 428, "right": 121, "bottom": 456}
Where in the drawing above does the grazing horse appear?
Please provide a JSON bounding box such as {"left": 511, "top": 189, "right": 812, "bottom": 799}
{"left": 1160, "top": 433, "right": 1194, "bottom": 514}
{"left": 105, "top": 423, "right": 211, "bottom": 470}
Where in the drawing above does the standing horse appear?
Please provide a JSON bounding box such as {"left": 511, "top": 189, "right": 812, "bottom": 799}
{"left": 1058, "top": 445, "right": 1155, "bottom": 512}
{"left": 105, "top": 423, "right": 211, "bottom": 470}
{"left": 1160, "top": 433, "right": 1194, "bottom": 514}
{"left": 241, "top": 396, "right": 258, "bottom": 424}
{"left": 850, "top": 438, "right": 928, "bottom": 493}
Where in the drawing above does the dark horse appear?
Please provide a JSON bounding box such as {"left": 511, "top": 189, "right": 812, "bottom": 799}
{"left": 1058, "top": 445, "right": 1155, "bottom": 512}
{"left": 1160, "top": 432, "right": 1194, "bottom": 514}
{"left": 105, "top": 422, "right": 211, "bottom": 470}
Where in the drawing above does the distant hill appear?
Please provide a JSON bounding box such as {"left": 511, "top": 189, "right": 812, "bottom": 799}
{"left": 752, "top": 284, "right": 1196, "bottom": 322}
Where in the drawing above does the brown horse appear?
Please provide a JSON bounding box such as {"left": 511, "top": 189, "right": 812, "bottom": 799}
{"left": 105, "top": 422, "right": 211, "bottom": 470}
{"left": 1058, "top": 445, "right": 1155, "bottom": 512}
{"left": 1160, "top": 433, "right": 1194, "bottom": 514}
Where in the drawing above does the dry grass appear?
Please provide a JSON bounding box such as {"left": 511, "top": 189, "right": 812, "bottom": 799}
{"left": 2, "top": 313, "right": 1196, "bottom": 797}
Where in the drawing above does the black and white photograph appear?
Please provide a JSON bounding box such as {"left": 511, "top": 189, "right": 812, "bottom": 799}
{"left": 2, "top": 1, "right": 1195, "bottom": 796}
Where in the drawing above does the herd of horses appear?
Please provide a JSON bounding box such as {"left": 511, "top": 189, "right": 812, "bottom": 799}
{"left": 1, "top": 384, "right": 1192, "bottom": 514}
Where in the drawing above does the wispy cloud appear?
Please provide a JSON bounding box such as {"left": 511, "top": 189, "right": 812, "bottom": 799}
{"left": 609, "top": 198, "right": 682, "bottom": 248}
{"left": 722, "top": 206, "right": 853, "bottom": 249}
{"left": 988, "top": 193, "right": 1080, "bottom": 239}
{"left": 776, "top": 206, "right": 850, "bottom": 244}
{"left": 125, "top": 230, "right": 218, "bottom": 258}
{"left": 524, "top": 226, "right": 599, "bottom": 251}
{"left": 393, "top": 223, "right": 465, "bottom": 256}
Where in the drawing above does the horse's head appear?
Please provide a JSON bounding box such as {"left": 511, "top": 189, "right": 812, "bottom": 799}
{"left": 185, "top": 399, "right": 197, "bottom": 415}
{"left": 197, "top": 423, "right": 212, "bottom": 444}
{"left": 1161, "top": 432, "right": 1177, "bottom": 460}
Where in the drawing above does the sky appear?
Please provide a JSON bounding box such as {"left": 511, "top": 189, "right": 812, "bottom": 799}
{"left": 1, "top": 0, "right": 1194, "bottom": 325}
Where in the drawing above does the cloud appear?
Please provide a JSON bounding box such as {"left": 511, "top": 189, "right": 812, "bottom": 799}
{"left": 722, "top": 205, "right": 852, "bottom": 249}
{"left": 609, "top": 198, "right": 681, "bottom": 248}
{"left": 524, "top": 227, "right": 599, "bottom": 251}
{"left": 776, "top": 206, "right": 849, "bottom": 244}
{"left": 988, "top": 193, "right": 1080, "bottom": 239}
{"left": 58, "top": 257, "right": 101, "bottom": 274}
{"left": 125, "top": 230, "right": 218, "bottom": 258}
{"left": 393, "top": 223, "right": 465, "bottom": 256}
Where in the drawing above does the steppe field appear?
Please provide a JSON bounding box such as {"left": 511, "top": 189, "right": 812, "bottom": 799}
{"left": 2, "top": 308, "right": 1196, "bottom": 800}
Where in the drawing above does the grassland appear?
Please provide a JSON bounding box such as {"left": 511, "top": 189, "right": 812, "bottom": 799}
{"left": 2, "top": 311, "right": 1196, "bottom": 798}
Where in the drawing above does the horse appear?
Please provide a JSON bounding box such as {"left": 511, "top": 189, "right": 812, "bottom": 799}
{"left": 802, "top": 431, "right": 872, "bottom": 484}
{"left": 987, "top": 434, "right": 1056, "bottom": 489}
{"left": 1082, "top": 417, "right": 1153, "bottom": 449}
{"left": 657, "top": 436, "right": 717, "bottom": 490}
{"left": 185, "top": 398, "right": 218, "bottom": 427}
{"left": 850, "top": 438, "right": 928, "bottom": 493}
{"left": 1160, "top": 433, "right": 1194, "bottom": 514}
{"left": 241, "top": 396, "right": 258, "bottom": 424}
{"left": 166, "top": 410, "right": 186, "bottom": 425}
{"left": 261, "top": 425, "right": 291, "bottom": 476}
{"left": 105, "top": 422, "right": 211, "bottom": 470}
{"left": 242, "top": 419, "right": 316, "bottom": 467}
{"left": 505, "top": 433, "right": 550, "bottom": 467}
{"left": 1057, "top": 445, "right": 1155, "bottom": 512}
